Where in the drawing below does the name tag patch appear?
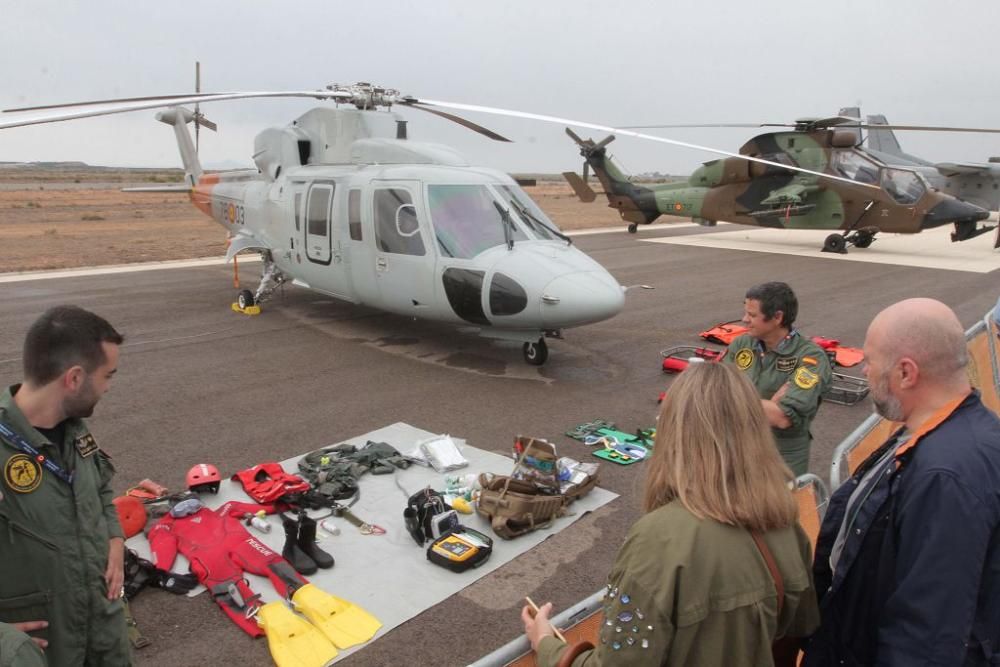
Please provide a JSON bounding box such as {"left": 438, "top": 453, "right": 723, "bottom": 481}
{"left": 776, "top": 356, "right": 798, "bottom": 373}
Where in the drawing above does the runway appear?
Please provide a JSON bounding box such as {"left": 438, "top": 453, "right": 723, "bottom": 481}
{"left": 1, "top": 223, "right": 996, "bottom": 666}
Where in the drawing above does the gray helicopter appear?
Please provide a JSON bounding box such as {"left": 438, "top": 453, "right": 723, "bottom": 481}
{"left": 1, "top": 84, "right": 626, "bottom": 365}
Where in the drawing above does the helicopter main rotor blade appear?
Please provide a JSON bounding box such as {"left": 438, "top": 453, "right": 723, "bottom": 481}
{"left": 622, "top": 119, "right": 1000, "bottom": 133}
{"left": 3, "top": 92, "right": 235, "bottom": 113}
{"left": 401, "top": 102, "right": 510, "bottom": 142}
{"left": 407, "top": 98, "right": 881, "bottom": 190}
{"left": 0, "top": 91, "right": 354, "bottom": 130}
{"left": 620, "top": 123, "right": 765, "bottom": 129}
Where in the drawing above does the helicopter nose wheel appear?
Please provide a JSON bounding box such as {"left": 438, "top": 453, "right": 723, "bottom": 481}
{"left": 237, "top": 289, "right": 256, "bottom": 310}
{"left": 627, "top": 223, "right": 639, "bottom": 234}
{"left": 851, "top": 230, "right": 875, "bottom": 248}
{"left": 523, "top": 338, "right": 549, "bottom": 366}
{"left": 822, "top": 233, "right": 848, "bottom": 254}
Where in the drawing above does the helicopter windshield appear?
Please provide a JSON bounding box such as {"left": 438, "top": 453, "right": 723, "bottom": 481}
{"left": 497, "top": 185, "right": 560, "bottom": 241}
{"left": 881, "top": 168, "right": 926, "bottom": 205}
{"left": 428, "top": 184, "right": 528, "bottom": 259}
{"left": 834, "top": 151, "right": 880, "bottom": 184}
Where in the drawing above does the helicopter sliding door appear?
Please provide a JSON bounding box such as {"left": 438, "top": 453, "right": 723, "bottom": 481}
{"left": 305, "top": 181, "right": 334, "bottom": 264}
{"left": 299, "top": 180, "right": 353, "bottom": 300}
{"left": 371, "top": 182, "right": 437, "bottom": 316}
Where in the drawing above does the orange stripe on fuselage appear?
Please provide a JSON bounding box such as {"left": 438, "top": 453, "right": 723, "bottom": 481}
{"left": 190, "top": 173, "right": 220, "bottom": 218}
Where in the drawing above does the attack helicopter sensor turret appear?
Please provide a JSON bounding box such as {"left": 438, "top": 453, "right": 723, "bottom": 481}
{"left": 1, "top": 82, "right": 627, "bottom": 365}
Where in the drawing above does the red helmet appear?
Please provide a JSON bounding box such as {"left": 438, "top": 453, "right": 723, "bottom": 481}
{"left": 186, "top": 463, "right": 222, "bottom": 494}
{"left": 113, "top": 495, "right": 148, "bottom": 538}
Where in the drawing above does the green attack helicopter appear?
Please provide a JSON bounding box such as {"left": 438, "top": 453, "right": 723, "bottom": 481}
{"left": 562, "top": 117, "right": 998, "bottom": 253}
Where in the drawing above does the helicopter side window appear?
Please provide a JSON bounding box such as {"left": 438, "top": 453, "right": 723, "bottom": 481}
{"left": 307, "top": 185, "right": 333, "bottom": 238}
{"left": 428, "top": 184, "right": 527, "bottom": 259}
{"left": 881, "top": 168, "right": 926, "bottom": 205}
{"left": 374, "top": 189, "right": 425, "bottom": 256}
{"left": 348, "top": 189, "right": 362, "bottom": 241}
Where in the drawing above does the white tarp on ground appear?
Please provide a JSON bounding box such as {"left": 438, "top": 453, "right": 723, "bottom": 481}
{"left": 127, "top": 422, "right": 618, "bottom": 663}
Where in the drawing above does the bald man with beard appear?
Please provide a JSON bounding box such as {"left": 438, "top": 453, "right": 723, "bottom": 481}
{"left": 804, "top": 299, "right": 1000, "bottom": 666}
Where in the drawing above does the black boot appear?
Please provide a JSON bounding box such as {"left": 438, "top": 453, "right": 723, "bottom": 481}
{"left": 282, "top": 515, "right": 317, "bottom": 575}
{"left": 297, "top": 514, "right": 334, "bottom": 569}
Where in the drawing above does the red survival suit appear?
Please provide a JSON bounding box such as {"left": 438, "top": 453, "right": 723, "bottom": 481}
{"left": 148, "top": 500, "right": 306, "bottom": 636}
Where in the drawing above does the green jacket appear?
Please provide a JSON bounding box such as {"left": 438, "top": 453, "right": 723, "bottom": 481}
{"left": 0, "top": 385, "right": 130, "bottom": 666}
{"left": 537, "top": 501, "right": 819, "bottom": 667}
{"left": 723, "top": 331, "right": 832, "bottom": 475}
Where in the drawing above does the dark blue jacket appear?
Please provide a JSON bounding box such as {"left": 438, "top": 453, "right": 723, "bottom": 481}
{"left": 804, "top": 392, "right": 1000, "bottom": 666}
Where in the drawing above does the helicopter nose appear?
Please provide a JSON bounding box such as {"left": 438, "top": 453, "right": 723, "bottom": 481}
{"left": 539, "top": 271, "right": 625, "bottom": 328}
{"left": 921, "top": 198, "right": 989, "bottom": 229}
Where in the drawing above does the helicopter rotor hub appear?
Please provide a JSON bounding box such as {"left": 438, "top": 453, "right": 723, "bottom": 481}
{"left": 325, "top": 82, "right": 405, "bottom": 110}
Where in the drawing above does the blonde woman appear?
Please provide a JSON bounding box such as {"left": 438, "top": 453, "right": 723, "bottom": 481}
{"left": 523, "top": 362, "right": 819, "bottom": 666}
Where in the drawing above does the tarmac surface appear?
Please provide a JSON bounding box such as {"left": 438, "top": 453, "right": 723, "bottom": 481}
{"left": 1, "top": 222, "right": 997, "bottom": 666}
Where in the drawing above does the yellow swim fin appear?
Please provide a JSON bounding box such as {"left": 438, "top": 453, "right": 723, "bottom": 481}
{"left": 257, "top": 600, "right": 338, "bottom": 667}
{"left": 291, "top": 583, "right": 382, "bottom": 649}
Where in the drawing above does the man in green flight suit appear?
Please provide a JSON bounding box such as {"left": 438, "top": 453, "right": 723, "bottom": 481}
{"left": 723, "top": 282, "right": 832, "bottom": 475}
{"left": 0, "top": 305, "right": 130, "bottom": 666}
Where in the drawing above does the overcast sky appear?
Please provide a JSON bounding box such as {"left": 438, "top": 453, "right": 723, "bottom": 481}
{"left": 3, "top": 0, "right": 999, "bottom": 174}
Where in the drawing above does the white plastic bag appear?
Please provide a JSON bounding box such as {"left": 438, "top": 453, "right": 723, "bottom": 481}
{"left": 417, "top": 434, "right": 469, "bottom": 473}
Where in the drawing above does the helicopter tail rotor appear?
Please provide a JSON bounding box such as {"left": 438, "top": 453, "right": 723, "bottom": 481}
{"left": 192, "top": 61, "right": 217, "bottom": 154}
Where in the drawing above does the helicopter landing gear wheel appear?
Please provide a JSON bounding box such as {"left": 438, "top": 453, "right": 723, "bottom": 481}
{"left": 822, "top": 233, "right": 848, "bottom": 254}
{"left": 853, "top": 231, "right": 875, "bottom": 248}
{"left": 237, "top": 289, "right": 255, "bottom": 310}
{"left": 523, "top": 338, "right": 548, "bottom": 366}
{"left": 627, "top": 223, "right": 638, "bottom": 234}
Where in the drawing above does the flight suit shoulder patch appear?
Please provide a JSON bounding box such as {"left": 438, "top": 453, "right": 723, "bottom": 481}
{"left": 4, "top": 453, "right": 42, "bottom": 493}
{"left": 794, "top": 366, "right": 820, "bottom": 390}
{"left": 74, "top": 433, "right": 99, "bottom": 458}
{"left": 776, "top": 355, "right": 798, "bottom": 373}
{"left": 801, "top": 355, "right": 820, "bottom": 366}
{"left": 735, "top": 348, "right": 754, "bottom": 370}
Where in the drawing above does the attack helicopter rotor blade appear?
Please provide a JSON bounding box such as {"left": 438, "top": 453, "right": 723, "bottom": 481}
{"left": 401, "top": 102, "right": 511, "bottom": 142}
{"left": 405, "top": 97, "right": 882, "bottom": 190}
{"left": 851, "top": 123, "right": 1000, "bottom": 133}
{"left": 620, "top": 123, "right": 767, "bottom": 129}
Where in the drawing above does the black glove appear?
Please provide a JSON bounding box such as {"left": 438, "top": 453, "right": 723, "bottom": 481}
{"left": 153, "top": 569, "right": 199, "bottom": 595}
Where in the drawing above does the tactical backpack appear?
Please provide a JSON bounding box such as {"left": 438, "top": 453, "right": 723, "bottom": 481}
{"left": 475, "top": 471, "right": 598, "bottom": 539}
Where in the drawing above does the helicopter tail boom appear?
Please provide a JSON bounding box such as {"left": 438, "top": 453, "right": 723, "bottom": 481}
{"left": 156, "top": 107, "right": 203, "bottom": 187}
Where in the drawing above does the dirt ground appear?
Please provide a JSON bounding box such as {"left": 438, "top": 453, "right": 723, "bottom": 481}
{"left": 0, "top": 166, "right": 686, "bottom": 273}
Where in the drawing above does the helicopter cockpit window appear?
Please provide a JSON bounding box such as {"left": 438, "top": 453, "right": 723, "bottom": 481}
{"left": 428, "top": 185, "right": 527, "bottom": 259}
{"left": 834, "top": 151, "right": 879, "bottom": 184}
{"left": 374, "top": 189, "right": 425, "bottom": 256}
{"left": 498, "top": 185, "right": 557, "bottom": 240}
{"left": 881, "top": 168, "right": 926, "bottom": 205}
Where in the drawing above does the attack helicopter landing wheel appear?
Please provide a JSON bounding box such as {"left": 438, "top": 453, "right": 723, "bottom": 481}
{"left": 627, "top": 223, "right": 639, "bottom": 234}
{"left": 822, "top": 233, "right": 848, "bottom": 254}
{"left": 237, "top": 289, "right": 256, "bottom": 310}
{"left": 523, "top": 338, "right": 549, "bottom": 366}
{"left": 853, "top": 231, "right": 875, "bottom": 248}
